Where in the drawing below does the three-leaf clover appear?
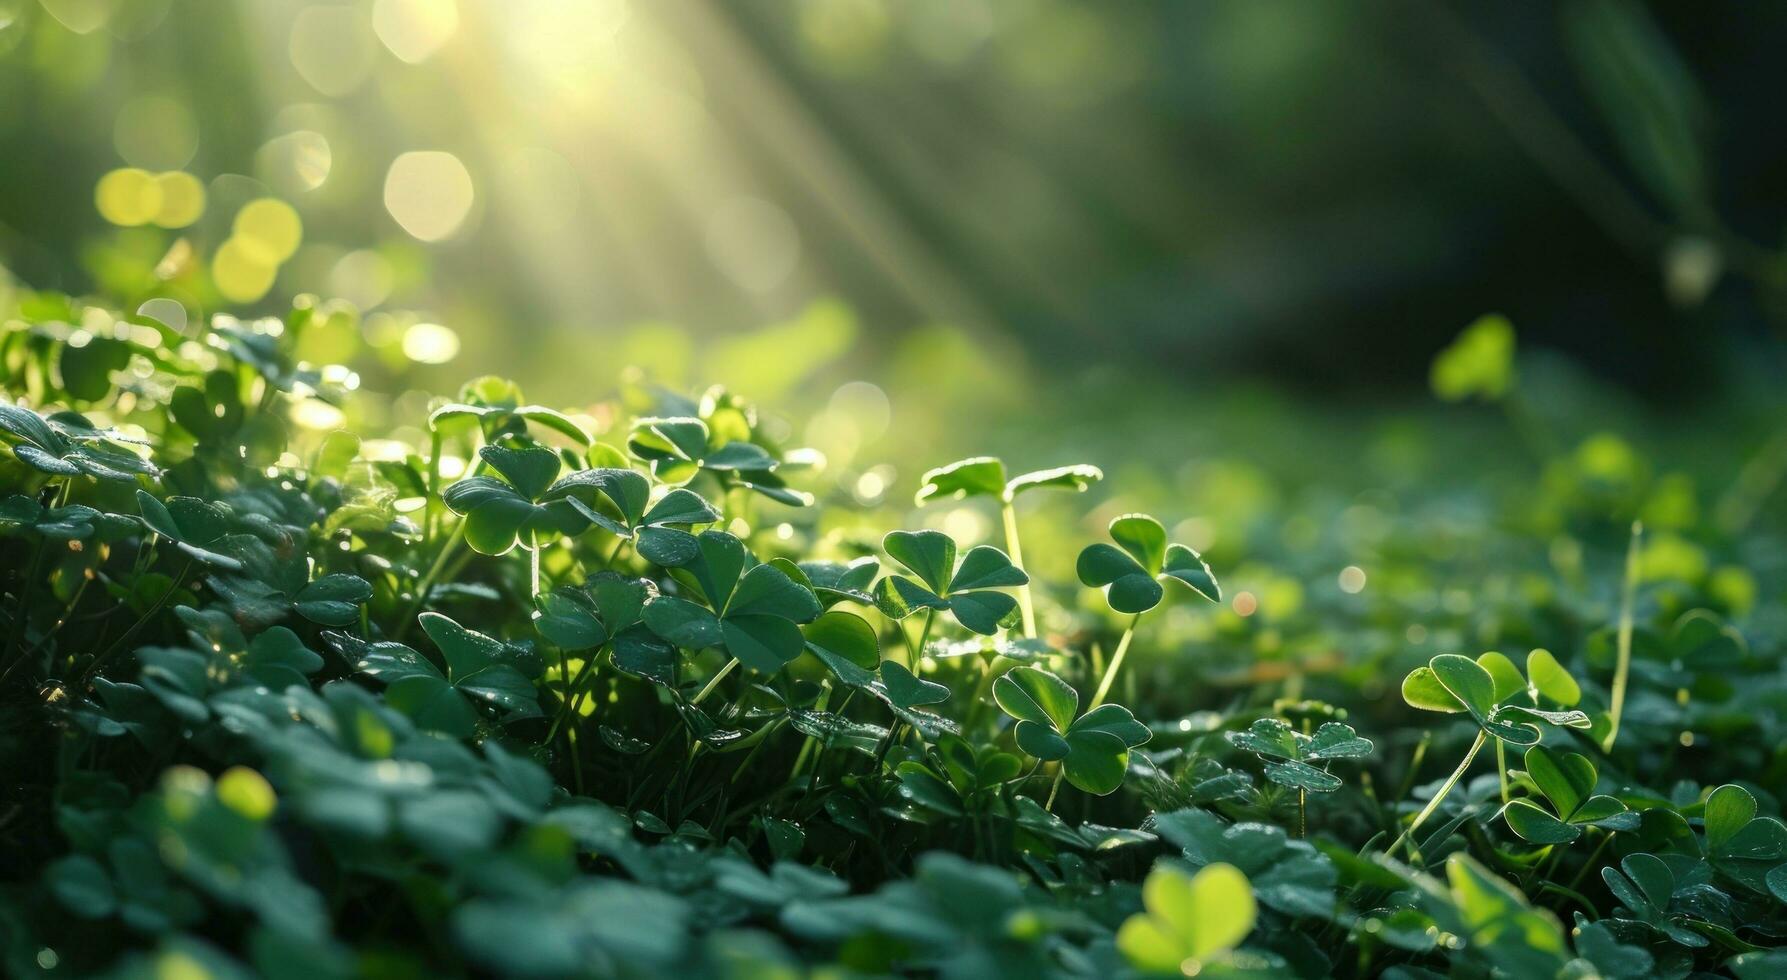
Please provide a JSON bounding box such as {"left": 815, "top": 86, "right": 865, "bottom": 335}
{"left": 1077, "top": 514, "right": 1218, "bottom": 614}
{"left": 1430, "top": 313, "right": 1515, "bottom": 402}
{"left": 993, "top": 665, "right": 1150, "bottom": 795}
{"left": 1699, "top": 784, "right": 1787, "bottom": 895}
{"left": 442, "top": 445, "right": 582, "bottom": 555}
{"left": 542, "top": 467, "right": 718, "bottom": 565}
{"left": 136, "top": 490, "right": 245, "bottom": 570}
{"left": 1226, "top": 718, "right": 1373, "bottom": 793}
{"left": 872, "top": 530, "right": 1028, "bottom": 635}
{"left": 915, "top": 456, "right": 1103, "bottom": 505}
{"left": 429, "top": 399, "right": 591, "bottom": 447}
{"left": 1401, "top": 653, "right": 1588, "bottom": 746}
{"left": 1, "top": 404, "right": 158, "bottom": 482}
{"left": 1501, "top": 746, "right": 1638, "bottom": 844}
{"left": 642, "top": 530, "right": 821, "bottom": 673}
{"left": 348, "top": 612, "right": 541, "bottom": 736}
{"left": 1116, "top": 862, "right": 1257, "bottom": 975}
{"left": 1603, "top": 853, "right": 1708, "bottom": 948}
{"left": 628, "top": 416, "right": 810, "bottom": 506}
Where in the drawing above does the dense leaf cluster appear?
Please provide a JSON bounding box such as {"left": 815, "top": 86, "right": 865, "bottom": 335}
{"left": 2, "top": 296, "right": 1786, "bottom": 978}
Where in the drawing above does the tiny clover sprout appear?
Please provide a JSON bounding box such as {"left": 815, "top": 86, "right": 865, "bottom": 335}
{"left": 627, "top": 415, "right": 810, "bottom": 506}
{"left": 1225, "top": 718, "right": 1373, "bottom": 794}
{"left": 1116, "top": 862, "right": 1256, "bottom": 976}
{"left": 993, "top": 665, "right": 1150, "bottom": 795}
{"left": 915, "top": 455, "right": 1101, "bottom": 636}
{"left": 1430, "top": 312, "right": 1515, "bottom": 402}
{"left": 1392, "top": 653, "right": 1587, "bottom": 857}
{"left": 1602, "top": 853, "right": 1709, "bottom": 948}
{"left": 915, "top": 456, "right": 1104, "bottom": 505}
{"left": 642, "top": 530, "right": 821, "bottom": 674}
{"left": 542, "top": 466, "right": 719, "bottom": 565}
{"left": 1, "top": 404, "right": 158, "bottom": 482}
{"left": 1077, "top": 513, "right": 1218, "bottom": 615}
{"left": 136, "top": 490, "right": 245, "bottom": 570}
{"left": 872, "top": 529, "right": 1028, "bottom": 636}
{"left": 442, "top": 444, "right": 582, "bottom": 556}
{"left": 1501, "top": 746, "right": 1638, "bottom": 845}
{"left": 427, "top": 399, "right": 591, "bottom": 447}
{"left": 1698, "top": 783, "right": 1787, "bottom": 895}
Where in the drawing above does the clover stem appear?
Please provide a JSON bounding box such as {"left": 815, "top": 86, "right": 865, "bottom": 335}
{"left": 1603, "top": 520, "right": 1642, "bottom": 753}
{"left": 1087, "top": 613, "right": 1143, "bottom": 710}
{"left": 690, "top": 656, "right": 739, "bottom": 707}
{"left": 999, "top": 497, "right": 1037, "bottom": 638}
{"left": 395, "top": 522, "right": 465, "bottom": 642}
{"left": 425, "top": 429, "right": 442, "bottom": 547}
{"left": 529, "top": 545, "right": 542, "bottom": 599}
{"left": 907, "top": 609, "right": 937, "bottom": 676}
{"left": 1045, "top": 766, "right": 1065, "bottom": 811}
{"left": 1496, "top": 739, "right": 1510, "bottom": 806}
{"left": 1387, "top": 729, "right": 1487, "bottom": 860}
{"left": 1298, "top": 788, "right": 1308, "bottom": 839}
{"left": 74, "top": 557, "right": 196, "bottom": 689}
{"left": 1564, "top": 829, "right": 1614, "bottom": 892}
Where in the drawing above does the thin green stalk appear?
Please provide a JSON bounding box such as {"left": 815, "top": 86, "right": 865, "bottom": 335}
{"left": 999, "top": 496, "right": 1037, "bottom": 638}
{"left": 1564, "top": 829, "right": 1614, "bottom": 893}
{"left": 1496, "top": 739, "right": 1510, "bottom": 805}
{"left": 907, "top": 609, "right": 937, "bottom": 676}
{"left": 690, "top": 657, "right": 739, "bottom": 707}
{"left": 1088, "top": 613, "right": 1142, "bottom": 710}
{"left": 1603, "top": 520, "right": 1643, "bottom": 752}
{"left": 395, "top": 522, "right": 465, "bottom": 641}
{"left": 530, "top": 545, "right": 542, "bottom": 599}
{"left": 1387, "top": 730, "right": 1488, "bottom": 860}
{"left": 1045, "top": 765, "right": 1065, "bottom": 811}
{"left": 75, "top": 557, "right": 195, "bottom": 689}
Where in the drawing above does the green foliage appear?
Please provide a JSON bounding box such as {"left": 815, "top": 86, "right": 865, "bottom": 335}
{"left": 4, "top": 288, "right": 1787, "bottom": 979}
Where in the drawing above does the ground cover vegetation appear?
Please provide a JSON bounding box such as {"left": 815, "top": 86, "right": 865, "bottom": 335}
{"left": 1, "top": 297, "right": 1785, "bottom": 979}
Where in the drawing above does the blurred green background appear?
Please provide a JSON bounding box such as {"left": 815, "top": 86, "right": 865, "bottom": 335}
{"left": 3, "top": 0, "right": 1787, "bottom": 440}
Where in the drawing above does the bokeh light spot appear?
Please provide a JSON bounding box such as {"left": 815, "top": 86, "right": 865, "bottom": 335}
{"left": 151, "top": 171, "right": 206, "bottom": 228}
{"left": 256, "top": 130, "right": 333, "bottom": 193}
{"left": 402, "top": 322, "right": 460, "bottom": 364}
{"left": 329, "top": 249, "right": 395, "bottom": 310}
{"left": 373, "top": 0, "right": 459, "bottom": 64}
{"left": 212, "top": 239, "right": 278, "bottom": 303}
{"left": 95, "top": 168, "right": 162, "bottom": 226}
{"left": 384, "top": 151, "right": 475, "bottom": 242}
{"left": 233, "top": 198, "right": 303, "bottom": 263}
{"left": 1338, "top": 565, "right": 1367, "bottom": 594}
{"left": 290, "top": 5, "right": 377, "bottom": 97}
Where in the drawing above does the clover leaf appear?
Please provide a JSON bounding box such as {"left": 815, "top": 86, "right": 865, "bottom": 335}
{"left": 915, "top": 456, "right": 1103, "bottom": 505}
{"left": 872, "top": 530, "right": 1028, "bottom": 635}
{"left": 0, "top": 494, "right": 131, "bottom": 540}
{"left": 993, "top": 665, "right": 1149, "bottom": 795}
{"left": 1151, "top": 807, "right": 1337, "bottom": 917}
{"left": 796, "top": 557, "right": 880, "bottom": 608}
{"left": 428, "top": 400, "right": 591, "bottom": 446}
{"left": 628, "top": 415, "right": 810, "bottom": 506}
{"left": 1699, "top": 784, "right": 1787, "bottom": 895}
{"left": 342, "top": 613, "right": 540, "bottom": 735}
{"left": 542, "top": 466, "right": 718, "bottom": 565}
{"left": 642, "top": 530, "right": 821, "bottom": 673}
{"left": 1401, "top": 653, "right": 1588, "bottom": 746}
{"left": 136, "top": 490, "right": 245, "bottom": 570}
{"left": 1225, "top": 718, "right": 1373, "bottom": 793}
{"left": 1077, "top": 513, "right": 1218, "bottom": 614}
{"left": 442, "top": 444, "right": 583, "bottom": 555}
{"left": 1501, "top": 746, "right": 1638, "bottom": 844}
{"left": 1603, "top": 853, "right": 1709, "bottom": 948}
{"left": 896, "top": 735, "right": 1024, "bottom": 818}
{"left": 1, "top": 404, "right": 159, "bottom": 482}
{"left": 1117, "top": 862, "right": 1256, "bottom": 975}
